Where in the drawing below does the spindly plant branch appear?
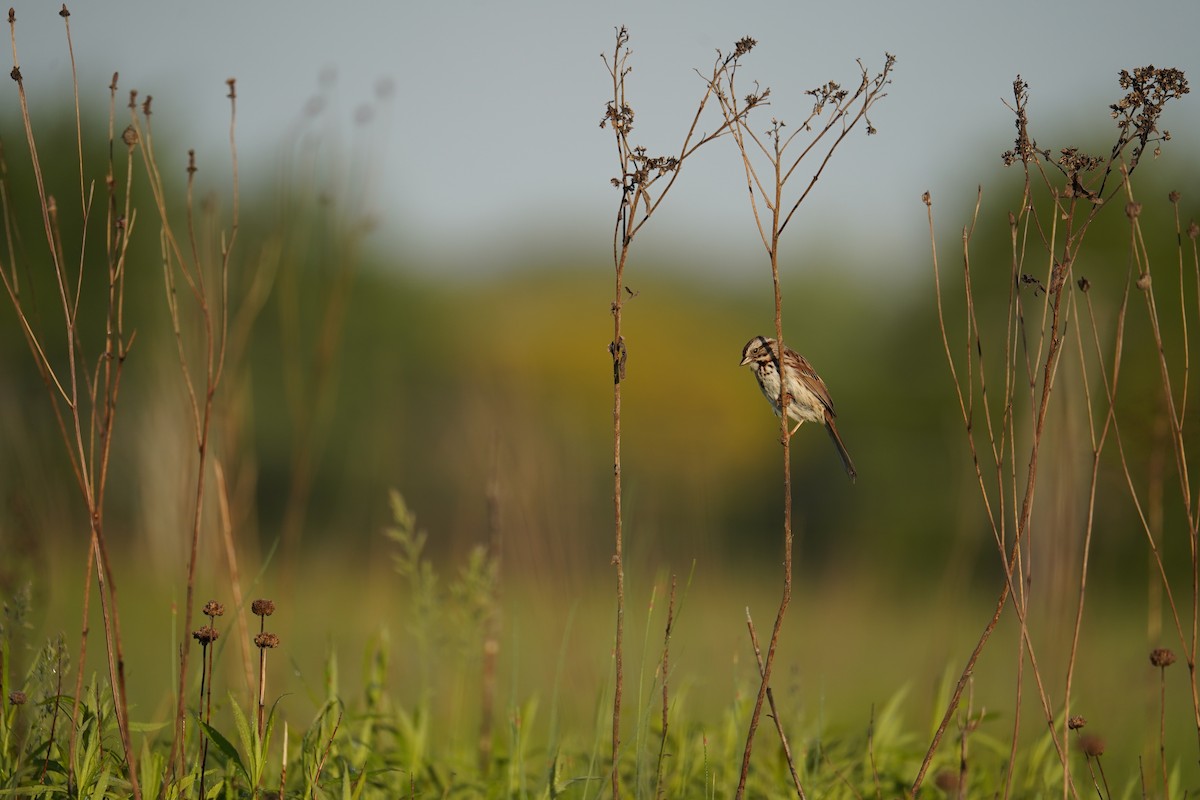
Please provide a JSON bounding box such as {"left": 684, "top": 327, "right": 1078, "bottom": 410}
{"left": 711, "top": 51, "right": 894, "bottom": 800}
{"left": 600, "top": 28, "right": 752, "bottom": 797}
{"left": 0, "top": 9, "right": 140, "bottom": 797}
{"left": 916, "top": 68, "right": 1189, "bottom": 796}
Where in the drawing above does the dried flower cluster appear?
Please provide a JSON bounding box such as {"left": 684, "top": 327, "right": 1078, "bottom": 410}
{"left": 733, "top": 36, "right": 757, "bottom": 58}
{"left": 251, "top": 598, "right": 276, "bottom": 617}
{"left": 1111, "top": 65, "right": 1189, "bottom": 167}
{"left": 1001, "top": 77, "right": 1048, "bottom": 167}
{"left": 191, "top": 625, "right": 219, "bottom": 644}
{"left": 806, "top": 80, "right": 848, "bottom": 114}
{"left": 254, "top": 632, "right": 281, "bottom": 649}
{"left": 601, "top": 100, "right": 634, "bottom": 134}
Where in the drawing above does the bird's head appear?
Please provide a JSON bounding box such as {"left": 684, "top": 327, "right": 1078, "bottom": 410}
{"left": 740, "top": 335, "right": 777, "bottom": 367}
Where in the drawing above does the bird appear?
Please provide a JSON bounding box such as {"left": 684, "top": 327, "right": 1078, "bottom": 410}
{"left": 740, "top": 335, "right": 857, "bottom": 482}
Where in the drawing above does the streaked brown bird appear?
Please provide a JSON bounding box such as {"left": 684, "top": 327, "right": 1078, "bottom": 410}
{"left": 740, "top": 335, "right": 857, "bottom": 482}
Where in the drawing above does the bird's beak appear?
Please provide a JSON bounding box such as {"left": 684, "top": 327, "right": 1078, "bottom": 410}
{"left": 739, "top": 354, "right": 752, "bottom": 366}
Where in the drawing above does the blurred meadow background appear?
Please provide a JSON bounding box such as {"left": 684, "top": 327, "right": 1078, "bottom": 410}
{"left": 2, "top": 1, "right": 1200, "bottom": 797}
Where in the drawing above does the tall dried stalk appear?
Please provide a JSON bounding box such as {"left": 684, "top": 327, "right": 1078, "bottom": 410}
{"left": 600, "top": 28, "right": 751, "bottom": 797}
{"left": 917, "top": 68, "right": 1189, "bottom": 796}
{"left": 131, "top": 76, "right": 241, "bottom": 779}
{"left": 0, "top": 10, "right": 139, "bottom": 797}
{"left": 708, "top": 49, "right": 894, "bottom": 800}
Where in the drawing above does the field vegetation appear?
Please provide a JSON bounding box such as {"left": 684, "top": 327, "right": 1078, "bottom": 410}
{"left": 0, "top": 11, "right": 1197, "bottom": 799}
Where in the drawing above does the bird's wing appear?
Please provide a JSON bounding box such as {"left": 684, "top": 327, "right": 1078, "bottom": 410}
{"left": 793, "top": 353, "right": 837, "bottom": 417}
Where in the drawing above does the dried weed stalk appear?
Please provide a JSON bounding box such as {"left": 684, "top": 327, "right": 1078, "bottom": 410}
{"left": 127, "top": 75, "right": 243, "bottom": 780}
{"left": 708, "top": 48, "right": 895, "bottom": 800}
{"left": 0, "top": 9, "right": 140, "bottom": 796}
{"left": 600, "top": 26, "right": 753, "bottom": 798}
{"left": 920, "top": 67, "right": 1190, "bottom": 796}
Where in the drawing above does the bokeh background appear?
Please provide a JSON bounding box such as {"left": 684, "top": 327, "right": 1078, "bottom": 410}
{"left": 2, "top": 0, "right": 1200, "bottom": 787}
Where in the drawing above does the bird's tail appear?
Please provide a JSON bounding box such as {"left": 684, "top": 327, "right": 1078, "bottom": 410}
{"left": 824, "top": 415, "right": 857, "bottom": 483}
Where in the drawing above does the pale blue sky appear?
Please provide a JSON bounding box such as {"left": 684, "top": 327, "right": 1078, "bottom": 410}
{"left": 10, "top": 1, "right": 1200, "bottom": 287}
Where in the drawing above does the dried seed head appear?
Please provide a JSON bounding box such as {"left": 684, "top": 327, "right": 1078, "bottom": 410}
{"left": 1068, "top": 715, "right": 1087, "bottom": 730}
{"left": 1077, "top": 276, "right": 1091, "bottom": 293}
{"left": 251, "top": 599, "right": 276, "bottom": 617}
{"left": 254, "top": 632, "right": 280, "bottom": 649}
{"left": 1188, "top": 221, "right": 1199, "bottom": 240}
{"left": 8, "top": 690, "right": 27, "bottom": 706}
{"left": 192, "top": 626, "right": 219, "bottom": 644}
{"left": 121, "top": 125, "right": 139, "bottom": 148}
{"left": 1078, "top": 734, "right": 1106, "bottom": 757}
{"left": 58, "top": 4, "right": 68, "bottom": 18}
{"left": 203, "top": 600, "right": 225, "bottom": 618}
{"left": 733, "top": 36, "right": 757, "bottom": 58}
{"left": 1150, "top": 647, "right": 1177, "bottom": 668}
{"left": 1169, "top": 190, "right": 1181, "bottom": 204}
{"left": 1125, "top": 201, "right": 1142, "bottom": 219}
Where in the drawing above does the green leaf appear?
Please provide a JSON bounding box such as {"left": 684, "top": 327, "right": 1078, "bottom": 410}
{"left": 199, "top": 719, "right": 249, "bottom": 784}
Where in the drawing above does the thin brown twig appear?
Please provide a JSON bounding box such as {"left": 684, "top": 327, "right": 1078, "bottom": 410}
{"left": 746, "top": 607, "right": 805, "bottom": 799}
{"left": 653, "top": 575, "right": 677, "bottom": 800}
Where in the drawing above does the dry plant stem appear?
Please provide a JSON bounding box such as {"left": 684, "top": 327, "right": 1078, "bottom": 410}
{"left": 1124, "top": 186, "right": 1200, "bottom": 745}
{"left": 311, "top": 706, "right": 344, "bottom": 794}
{"left": 716, "top": 53, "right": 892, "bottom": 800}
{"left": 1, "top": 12, "right": 139, "bottom": 796}
{"left": 653, "top": 575, "right": 678, "bottom": 800}
{"left": 1157, "top": 665, "right": 1169, "bottom": 800}
{"left": 198, "top": 640, "right": 212, "bottom": 800}
{"left": 216, "top": 462, "right": 255, "bottom": 692}
{"left": 922, "top": 67, "right": 1187, "bottom": 787}
{"left": 147, "top": 79, "right": 239, "bottom": 778}
{"left": 746, "top": 607, "right": 805, "bottom": 799}
{"left": 601, "top": 29, "right": 748, "bottom": 796}
{"left": 918, "top": 188, "right": 1084, "bottom": 796}
{"left": 734, "top": 235, "right": 793, "bottom": 800}
{"left": 258, "top": 644, "right": 268, "bottom": 737}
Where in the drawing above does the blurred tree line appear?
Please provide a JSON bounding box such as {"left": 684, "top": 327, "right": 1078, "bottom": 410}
{"left": 1, "top": 108, "right": 1197, "bottom": 605}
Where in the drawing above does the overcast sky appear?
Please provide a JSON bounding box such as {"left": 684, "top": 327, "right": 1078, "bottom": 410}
{"left": 9, "top": 0, "right": 1200, "bottom": 288}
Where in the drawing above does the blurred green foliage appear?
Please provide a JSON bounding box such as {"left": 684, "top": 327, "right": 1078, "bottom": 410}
{"left": 0, "top": 109, "right": 1197, "bottom": 610}
{"left": 2, "top": 98, "right": 1199, "bottom": 795}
